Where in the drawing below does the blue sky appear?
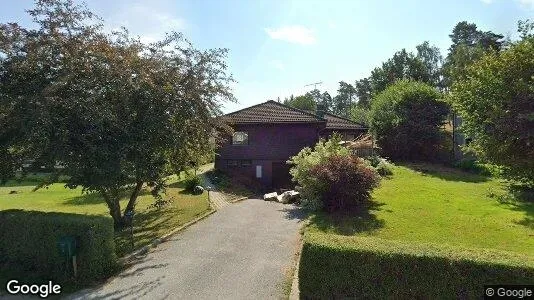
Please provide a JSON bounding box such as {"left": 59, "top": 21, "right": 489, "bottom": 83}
{"left": 1, "top": 0, "right": 532, "bottom": 113}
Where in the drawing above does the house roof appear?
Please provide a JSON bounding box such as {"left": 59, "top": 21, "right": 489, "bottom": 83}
{"left": 222, "top": 100, "right": 324, "bottom": 124}
{"left": 221, "top": 100, "right": 368, "bottom": 129}
{"left": 323, "top": 113, "right": 367, "bottom": 130}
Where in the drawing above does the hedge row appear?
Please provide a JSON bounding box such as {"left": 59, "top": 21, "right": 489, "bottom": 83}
{"left": 299, "top": 234, "right": 534, "bottom": 299}
{"left": 0, "top": 210, "right": 118, "bottom": 284}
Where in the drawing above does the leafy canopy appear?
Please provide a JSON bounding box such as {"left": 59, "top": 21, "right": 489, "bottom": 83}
{"left": 449, "top": 36, "right": 534, "bottom": 185}
{"left": 369, "top": 80, "right": 449, "bottom": 161}
{"left": 0, "top": 0, "right": 235, "bottom": 228}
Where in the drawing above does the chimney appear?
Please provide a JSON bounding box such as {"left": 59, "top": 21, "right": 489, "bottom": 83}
{"left": 316, "top": 103, "right": 325, "bottom": 118}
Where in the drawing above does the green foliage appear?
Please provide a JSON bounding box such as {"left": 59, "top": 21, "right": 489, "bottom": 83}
{"left": 369, "top": 80, "right": 449, "bottom": 161}
{"left": 283, "top": 94, "right": 316, "bottom": 112}
{"left": 518, "top": 19, "right": 534, "bottom": 40}
{"left": 453, "top": 159, "right": 501, "bottom": 177}
{"left": 354, "top": 78, "right": 372, "bottom": 109}
{"left": 354, "top": 42, "right": 443, "bottom": 109}
{"left": 0, "top": 210, "right": 118, "bottom": 286}
{"left": 364, "top": 155, "right": 393, "bottom": 176}
{"left": 184, "top": 174, "right": 202, "bottom": 193}
{"left": 0, "top": 0, "right": 234, "bottom": 228}
{"left": 309, "top": 155, "right": 380, "bottom": 212}
{"left": 364, "top": 155, "right": 382, "bottom": 168}
{"left": 299, "top": 235, "right": 534, "bottom": 299}
{"left": 288, "top": 134, "right": 351, "bottom": 210}
{"left": 375, "top": 160, "right": 393, "bottom": 176}
{"left": 349, "top": 106, "right": 370, "bottom": 125}
{"left": 443, "top": 21, "right": 504, "bottom": 86}
{"left": 449, "top": 37, "right": 534, "bottom": 186}
{"left": 288, "top": 135, "right": 379, "bottom": 211}
{"left": 332, "top": 81, "right": 356, "bottom": 117}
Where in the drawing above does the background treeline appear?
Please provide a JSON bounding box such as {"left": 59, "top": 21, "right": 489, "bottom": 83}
{"left": 282, "top": 21, "right": 506, "bottom": 123}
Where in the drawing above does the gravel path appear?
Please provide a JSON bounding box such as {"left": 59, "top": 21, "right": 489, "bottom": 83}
{"left": 69, "top": 199, "right": 305, "bottom": 300}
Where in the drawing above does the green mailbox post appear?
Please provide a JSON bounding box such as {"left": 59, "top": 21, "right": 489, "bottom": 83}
{"left": 58, "top": 236, "right": 78, "bottom": 278}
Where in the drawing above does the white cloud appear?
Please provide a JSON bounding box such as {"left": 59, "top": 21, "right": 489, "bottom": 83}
{"left": 269, "top": 60, "right": 285, "bottom": 71}
{"left": 480, "top": 0, "right": 494, "bottom": 4}
{"left": 517, "top": 0, "right": 534, "bottom": 8}
{"left": 264, "top": 25, "right": 316, "bottom": 45}
{"left": 106, "top": 3, "right": 186, "bottom": 44}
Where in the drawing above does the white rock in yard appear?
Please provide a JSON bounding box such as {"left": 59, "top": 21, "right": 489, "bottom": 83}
{"left": 263, "top": 192, "right": 278, "bottom": 201}
{"left": 287, "top": 191, "right": 300, "bottom": 201}
{"left": 278, "top": 191, "right": 295, "bottom": 204}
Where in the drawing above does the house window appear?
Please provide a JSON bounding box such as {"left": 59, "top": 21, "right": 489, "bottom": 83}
{"left": 241, "top": 160, "right": 252, "bottom": 167}
{"left": 227, "top": 160, "right": 238, "bottom": 167}
{"left": 232, "top": 131, "right": 248, "bottom": 145}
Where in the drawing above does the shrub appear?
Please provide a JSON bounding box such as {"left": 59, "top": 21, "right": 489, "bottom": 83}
{"left": 364, "top": 155, "right": 394, "bottom": 176}
{"left": 365, "top": 155, "right": 382, "bottom": 168}
{"left": 308, "top": 155, "right": 380, "bottom": 212}
{"left": 288, "top": 134, "right": 352, "bottom": 210}
{"left": 300, "top": 235, "right": 534, "bottom": 299}
{"left": 184, "top": 174, "right": 202, "bottom": 192}
{"left": 369, "top": 80, "right": 449, "bottom": 161}
{"left": 375, "top": 160, "right": 393, "bottom": 176}
{"left": 454, "top": 159, "right": 501, "bottom": 177}
{"left": 0, "top": 210, "right": 118, "bottom": 286}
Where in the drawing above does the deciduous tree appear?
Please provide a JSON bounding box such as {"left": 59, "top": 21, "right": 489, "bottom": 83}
{"left": 0, "top": 0, "right": 235, "bottom": 228}
{"left": 449, "top": 35, "right": 534, "bottom": 185}
{"left": 369, "top": 81, "right": 449, "bottom": 161}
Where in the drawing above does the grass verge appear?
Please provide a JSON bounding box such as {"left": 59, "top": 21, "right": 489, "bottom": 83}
{"left": 300, "top": 163, "right": 534, "bottom": 298}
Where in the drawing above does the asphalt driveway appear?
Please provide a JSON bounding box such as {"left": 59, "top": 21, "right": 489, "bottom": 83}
{"left": 69, "top": 199, "right": 305, "bottom": 300}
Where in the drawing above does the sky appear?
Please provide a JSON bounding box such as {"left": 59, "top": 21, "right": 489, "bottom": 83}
{"left": 0, "top": 0, "right": 533, "bottom": 113}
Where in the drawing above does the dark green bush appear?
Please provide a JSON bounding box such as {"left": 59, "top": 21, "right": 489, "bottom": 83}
{"left": 369, "top": 80, "right": 449, "bottom": 161}
{"left": 0, "top": 210, "right": 118, "bottom": 286}
{"left": 365, "top": 155, "right": 382, "bottom": 168}
{"left": 184, "top": 174, "right": 202, "bottom": 192}
{"left": 375, "top": 160, "right": 393, "bottom": 176}
{"left": 454, "top": 159, "right": 501, "bottom": 177}
{"left": 299, "top": 235, "right": 534, "bottom": 299}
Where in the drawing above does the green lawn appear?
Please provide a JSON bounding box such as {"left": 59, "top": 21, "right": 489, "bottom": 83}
{"left": 306, "top": 163, "right": 534, "bottom": 256}
{"left": 0, "top": 173, "right": 211, "bottom": 257}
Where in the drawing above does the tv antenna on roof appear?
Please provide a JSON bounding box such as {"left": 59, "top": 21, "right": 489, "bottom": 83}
{"left": 304, "top": 81, "right": 323, "bottom": 90}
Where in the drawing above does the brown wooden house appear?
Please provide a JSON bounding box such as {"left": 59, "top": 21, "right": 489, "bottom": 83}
{"left": 215, "top": 101, "right": 367, "bottom": 188}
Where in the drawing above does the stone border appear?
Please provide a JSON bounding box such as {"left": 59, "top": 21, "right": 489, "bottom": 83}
{"left": 119, "top": 209, "right": 216, "bottom": 265}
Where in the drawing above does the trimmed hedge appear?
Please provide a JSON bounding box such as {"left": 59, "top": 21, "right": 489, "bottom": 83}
{"left": 300, "top": 234, "right": 534, "bottom": 299}
{"left": 0, "top": 210, "right": 118, "bottom": 285}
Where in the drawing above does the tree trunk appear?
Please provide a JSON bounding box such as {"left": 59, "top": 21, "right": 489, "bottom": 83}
{"left": 124, "top": 181, "right": 143, "bottom": 215}
{"left": 102, "top": 191, "right": 124, "bottom": 229}
{"left": 101, "top": 182, "right": 143, "bottom": 230}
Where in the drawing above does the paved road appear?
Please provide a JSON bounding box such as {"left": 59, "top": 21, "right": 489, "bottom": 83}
{"left": 69, "top": 199, "right": 305, "bottom": 300}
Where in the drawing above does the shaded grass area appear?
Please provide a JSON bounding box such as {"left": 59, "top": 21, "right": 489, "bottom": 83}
{"left": 306, "top": 163, "right": 534, "bottom": 256}
{"left": 0, "top": 173, "right": 211, "bottom": 258}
